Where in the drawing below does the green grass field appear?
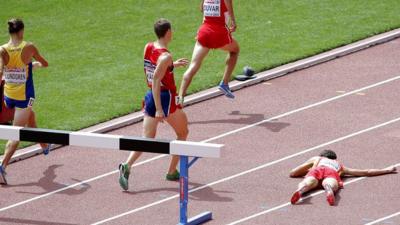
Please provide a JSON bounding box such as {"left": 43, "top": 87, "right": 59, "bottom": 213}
{"left": 1, "top": 0, "right": 400, "bottom": 154}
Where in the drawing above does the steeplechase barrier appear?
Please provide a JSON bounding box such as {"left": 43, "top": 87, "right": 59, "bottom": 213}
{"left": 0, "top": 125, "right": 223, "bottom": 225}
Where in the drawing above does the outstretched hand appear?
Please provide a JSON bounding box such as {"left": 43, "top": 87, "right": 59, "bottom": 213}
{"left": 32, "top": 61, "right": 43, "bottom": 70}
{"left": 173, "top": 58, "right": 189, "bottom": 68}
{"left": 155, "top": 110, "right": 165, "bottom": 122}
{"left": 386, "top": 166, "right": 397, "bottom": 173}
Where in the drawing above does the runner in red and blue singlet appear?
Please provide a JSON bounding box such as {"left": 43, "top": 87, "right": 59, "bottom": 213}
{"left": 118, "top": 19, "right": 190, "bottom": 191}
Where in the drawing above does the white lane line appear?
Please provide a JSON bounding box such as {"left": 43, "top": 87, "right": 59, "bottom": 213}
{"left": 364, "top": 211, "right": 400, "bottom": 225}
{"left": 227, "top": 163, "right": 400, "bottom": 225}
{"left": 1, "top": 74, "right": 400, "bottom": 213}
{"left": 91, "top": 117, "right": 400, "bottom": 225}
{"left": 0, "top": 155, "right": 164, "bottom": 213}
{"left": 202, "top": 75, "right": 400, "bottom": 143}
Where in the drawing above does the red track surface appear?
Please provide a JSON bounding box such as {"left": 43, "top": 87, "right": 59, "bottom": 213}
{"left": 1, "top": 38, "right": 400, "bottom": 225}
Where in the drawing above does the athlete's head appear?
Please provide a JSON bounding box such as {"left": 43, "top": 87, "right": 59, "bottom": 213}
{"left": 8, "top": 18, "right": 24, "bottom": 39}
{"left": 154, "top": 18, "right": 172, "bottom": 41}
{"left": 319, "top": 149, "right": 337, "bottom": 160}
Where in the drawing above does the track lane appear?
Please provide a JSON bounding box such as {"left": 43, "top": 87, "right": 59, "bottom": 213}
{"left": 0, "top": 38, "right": 399, "bottom": 225}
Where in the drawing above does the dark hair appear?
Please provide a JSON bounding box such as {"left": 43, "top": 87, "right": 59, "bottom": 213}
{"left": 8, "top": 18, "right": 24, "bottom": 34}
{"left": 319, "top": 149, "right": 337, "bottom": 160}
{"left": 154, "top": 18, "right": 171, "bottom": 38}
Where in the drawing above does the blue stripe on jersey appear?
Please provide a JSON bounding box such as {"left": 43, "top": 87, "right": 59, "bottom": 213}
{"left": 25, "top": 63, "right": 35, "bottom": 99}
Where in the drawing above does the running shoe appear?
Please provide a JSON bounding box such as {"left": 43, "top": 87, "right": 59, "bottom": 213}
{"left": 43, "top": 144, "right": 52, "bottom": 155}
{"left": 326, "top": 192, "right": 335, "bottom": 206}
{"left": 218, "top": 82, "right": 235, "bottom": 99}
{"left": 118, "top": 163, "right": 130, "bottom": 191}
{"left": 290, "top": 191, "right": 301, "bottom": 204}
{"left": 0, "top": 165, "right": 7, "bottom": 185}
{"left": 166, "top": 170, "right": 180, "bottom": 181}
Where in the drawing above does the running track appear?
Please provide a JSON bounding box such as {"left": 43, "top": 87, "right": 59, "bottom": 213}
{"left": 1, "top": 38, "right": 400, "bottom": 225}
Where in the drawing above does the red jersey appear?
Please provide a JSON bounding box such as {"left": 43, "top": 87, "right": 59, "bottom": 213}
{"left": 307, "top": 157, "right": 344, "bottom": 188}
{"left": 314, "top": 157, "right": 344, "bottom": 174}
{"left": 143, "top": 42, "right": 176, "bottom": 93}
{"left": 203, "top": 0, "right": 229, "bottom": 26}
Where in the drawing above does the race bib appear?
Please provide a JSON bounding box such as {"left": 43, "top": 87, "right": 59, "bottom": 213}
{"left": 4, "top": 68, "right": 26, "bottom": 84}
{"left": 203, "top": 0, "right": 221, "bottom": 17}
{"left": 144, "top": 59, "right": 156, "bottom": 84}
{"left": 28, "top": 97, "right": 35, "bottom": 108}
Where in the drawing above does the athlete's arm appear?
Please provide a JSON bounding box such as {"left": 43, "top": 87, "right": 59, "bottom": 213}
{"left": 224, "top": 0, "right": 236, "bottom": 32}
{"left": 30, "top": 44, "right": 48, "bottom": 68}
{"left": 200, "top": 0, "right": 204, "bottom": 12}
{"left": 289, "top": 157, "right": 318, "bottom": 177}
{"left": 152, "top": 52, "right": 173, "bottom": 119}
{"left": 342, "top": 165, "right": 396, "bottom": 177}
{"left": 0, "top": 48, "right": 4, "bottom": 81}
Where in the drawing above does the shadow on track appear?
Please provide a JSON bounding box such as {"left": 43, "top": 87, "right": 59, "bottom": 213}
{"left": 190, "top": 110, "right": 290, "bottom": 133}
{"left": 121, "top": 181, "right": 234, "bottom": 203}
{"left": 3, "top": 164, "right": 91, "bottom": 196}
{"left": 0, "top": 217, "right": 78, "bottom": 225}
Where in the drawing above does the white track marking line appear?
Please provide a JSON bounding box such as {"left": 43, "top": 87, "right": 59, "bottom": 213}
{"left": 0, "top": 155, "right": 164, "bottom": 213}
{"left": 203, "top": 75, "right": 400, "bottom": 143}
{"left": 1, "top": 75, "right": 400, "bottom": 213}
{"left": 91, "top": 118, "right": 400, "bottom": 225}
{"left": 227, "top": 163, "right": 400, "bottom": 225}
{"left": 364, "top": 211, "right": 400, "bottom": 225}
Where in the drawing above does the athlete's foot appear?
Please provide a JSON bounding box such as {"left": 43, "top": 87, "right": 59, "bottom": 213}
{"left": 166, "top": 170, "right": 180, "bottom": 181}
{"left": 118, "top": 163, "right": 130, "bottom": 191}
{"left": 326, "top": 192, "right": 335, "bottom": 206}
{"left": 290, "top": 191, "right": 302, "bottom": 204}
{"left": 0, "top": 165, "right": 8, "bottom": 185}
{"left": 42, "top": 144, "right": 52, "bottom": 155}
{"left": 218, "top": 82, "right": 235, "bottom": 99}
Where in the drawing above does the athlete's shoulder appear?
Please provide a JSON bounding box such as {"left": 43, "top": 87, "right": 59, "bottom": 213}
{"left": 23, "top": 41, "right": 36, "bottom": 49}
{"left": 309, "top": 156, "right": 320, "bottom": 162}
{"left": 158, "top": 51, "right": 172, "bottom": 62}
{"left": 144, "top": 42, "right": 153, "bottom": 49}
{"left": 0, "top": 45, "right": 7, "bottom": 58}
{"left": 21, "top": 42, "right": 38, "bottom": 54}
{"left": 0, "top": 43, "right": 9, "bottom": 53}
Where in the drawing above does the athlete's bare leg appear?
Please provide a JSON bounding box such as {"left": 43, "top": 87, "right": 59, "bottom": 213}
{"left": 322, "top": 178, "right": 339, "bottom": 206}
{"left": 297, "top": 176, "right": 319, "bottom": 193}
{"left": 179, "top": 42, "right": 210, "bottom": 98}
{"left": 125, "top": 115, "right": 159, "bottom": 168}
{"left": 220, "top": 38, "right": 240, "bottom": 84}
{"left": 291, "top": 176, "right": 319, "bottom": 204}
{"left": 1, "top": 108, "right": 31, "bottom": 169}
{"left": 165, "top": 109, "right": 189, "bottom": 174}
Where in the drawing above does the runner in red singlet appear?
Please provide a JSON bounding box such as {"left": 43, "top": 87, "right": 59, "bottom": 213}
{"left": 179, "top": 0, "right": 239, "bottom": 102}
{"left": 290, "top": 149, "right": 397, "bottom": 206}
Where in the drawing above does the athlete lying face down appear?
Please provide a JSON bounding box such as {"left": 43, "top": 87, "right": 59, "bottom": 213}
{"left": 289, "top": 149, "right": 397, "bottom": 206}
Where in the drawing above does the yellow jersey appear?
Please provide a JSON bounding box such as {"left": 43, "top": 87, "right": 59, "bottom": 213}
{"left": 2, "top": 41, "right": 34, "bottom": 101}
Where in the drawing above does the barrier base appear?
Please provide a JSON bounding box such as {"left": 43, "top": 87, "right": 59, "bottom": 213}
{"left": 177, "top": 211, "right": 212, "bottom": 225}
{"left": 178, "top": 156, "right": 213, "bottom": 225}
